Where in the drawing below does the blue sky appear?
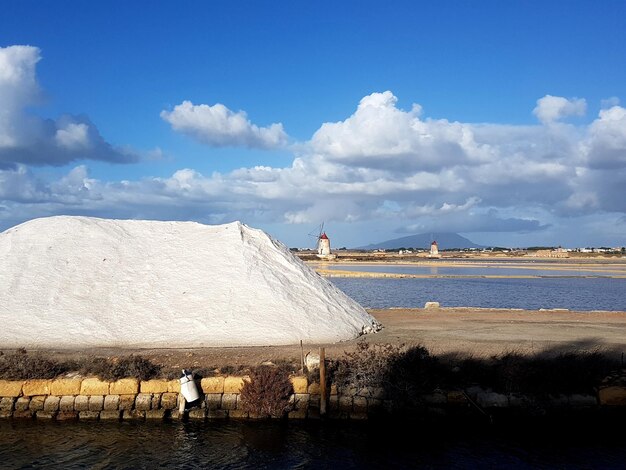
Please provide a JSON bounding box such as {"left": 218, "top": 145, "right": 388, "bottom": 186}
{"left": 1, "top": 1, "right": 625, "bottom": 247}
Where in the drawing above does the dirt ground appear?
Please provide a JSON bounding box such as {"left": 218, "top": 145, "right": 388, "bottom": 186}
{"left": 34, "top": 308, "right": 626, "bottom": 376}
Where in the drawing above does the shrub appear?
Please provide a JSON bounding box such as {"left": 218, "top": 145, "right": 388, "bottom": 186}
{"left": 0, "top": 350, "right": 71, "bottom": 379}
{"left": 239, "top": 366, "right": 293, "bottom": 418}
{"left": 77, "top": 355, "right": 161, "bottom": 381}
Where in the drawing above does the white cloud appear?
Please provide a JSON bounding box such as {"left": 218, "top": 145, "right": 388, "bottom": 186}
{"left": 0, "top": 45, "right": 137, "bottom": 168}
{"left": 310, "top": 91, "right": 493, "bottom": 170}
{"left": 533, "top": 95, "right": 587, "bottom": 124}
{"left": 2, "top": 91, "right": 626, "bottom": 247}
{"left": 160, "top": 101, "right": 288, "bottom": 149}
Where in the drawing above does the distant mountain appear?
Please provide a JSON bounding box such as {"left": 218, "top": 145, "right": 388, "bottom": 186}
{"left": 358, "top": 232, "right": 483, "bottom": 250}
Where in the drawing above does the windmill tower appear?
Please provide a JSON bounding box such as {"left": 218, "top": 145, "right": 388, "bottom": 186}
{"left": 309, "top": 223, "right": 335, "bottom": 259}
{"left": 428, "top": 240, "right": 441, "bottom": 258}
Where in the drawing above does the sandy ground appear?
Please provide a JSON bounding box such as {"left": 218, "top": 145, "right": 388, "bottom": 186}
{"left": 27, "top": 308, "right": 626, "bottom": 376}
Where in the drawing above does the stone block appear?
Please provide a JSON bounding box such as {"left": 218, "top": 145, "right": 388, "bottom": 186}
{"left": 308, "top": 394, "right": 320, "bottom": 409}
{"left": 476, "top": 391, "right": 508, "bottom": 408}
{"left": 569, "top": 394, "right": 597, "bottom": 407}
{"left": 110, "top": 378, "right": 139, "bottom": 395}
{"left": 599, "top": 386, "right": 626, "bottom": 406}
{"left": 59, "top": 396, "right": 75, "bottom": 411}
{"left": 151, "top": 394, "right": 162, "bottom": 409}
{"left": 22, "top": 380, "right": 51, "bottom": 397}
{"left": 122, "top": 410, "right": 146, "bottom": 420}
{"left": 207, "top": 409, "right": 228, "bottom": 419}
{"left": 229, "top": 409, "right": 248, "bottom": 419}
{"left": 170, "top": 410, "right": 182, "bottom": 420}
{"left": 352, "top": 396, "right": 367, "bottom": 413}
{"left": 161, "top": 393, "right": 178, "bottom": 410}
{"left": 78, "top": 411, "right": 100, "bottom": 420}
{"left": 29, "top": 396, "right": 46, "bottom": 411}
{"left": 74, "top": 395, "right": 90, "bottom": 411}
{"left": 201, "top": 376, "right": 225, "bottom": 394}
{"left": 288, "top": 410, "right": 307, "bottom": 419}
{"left": 205, "top": 393, "right": 222, "bottom": 410}
{"left": 57, "top": 411, "right": 78, "bottom": 421}
{"left": 294, "top": 393, "right": 310, "bottom": 410}
{"left": 308, "top": 408, "right": 321, "bottom": 420}
{"left": 50, "top": 379, "right": 82, "bottom": 396}
{"left": 447, "top": 391, "right": 468, "bottom": 405}
{"left": 0, "top": 380, "right": 24, "bottom": 397}
{"left": 548, "top": 395, "right": 569, "bottom": 407}
{"left": 146, "top": 409, "right": 167, "bottom": 420}
{"left": 366, "top": 398, "right": 383, "bottom": 412}
{"left": 328, "top": 395, "right": 339, "bottom": 411}
{"left": 188, "top": 408, "right": 206, "bottom": 420}
{"left": 0, "top": 411, "right": 12, "bottom": 419}
{"left": 99, "top": 410, "right": 122, "bottom": 420}
{"left": 43, "top": 396, "right": 61, "bottom": 412}
{"left": 103, "top": 395, "right": 120, "bottom": 411}
{"left": 135, "top": 393, "right": 153, "bottom": 411}
{"left": 338, "top": 396, "right": 353, "bottom": 412}
{"left": 423, "top": 392, "right": 447, "bottom": 405}
{"left": 167, "top": 380, "right": 180, "bottom": 393}
{"left": 119, "top": 394, "right": 136, "bottom": 410}
{"left": 12, "top": 410, "right": 34, "bottom": 419}
{"left": 221, "top": 393, "right": 238, "bottom": 410}
{"left": 88, "top": 396, "right": 104, "bottom": 411}
{"left": 224, "top": 376, "right": 246, "bottom": 393}
{"left": 80, "top": 378, "right": 110, "bottom": 396}
{"left": 140, "top": 380, "right": 170, "bottom": 394}
{"left": 349, "top": 412, "right": 368, "bottom": 420}
{"left": 0, "top": 397, "right": 15, "bottom": 411}
{"left": 330, "top": 384, "right": 338, "bottom": 396}
{"left": 35, "top": 411, "right": 56, "bottom": 419}
{"left": 424, "top": 301, "right": 440, "bottom": 309}
{"left": 290, "top": 376, "right": 308, "bottom": 394}
{"left": 308, "top": 382, "right": 320, "bottom": 394}
{"left": 14, "top": 397, "right": 30, "bottom": 411}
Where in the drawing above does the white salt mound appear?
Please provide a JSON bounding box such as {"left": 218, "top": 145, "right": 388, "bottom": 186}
{"left": 0, "top": 216, "right": 380, "bottom": 348}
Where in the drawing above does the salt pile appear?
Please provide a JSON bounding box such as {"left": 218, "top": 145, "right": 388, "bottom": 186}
{"left": 0, "top": 216, "right": 380, "bottom": 348}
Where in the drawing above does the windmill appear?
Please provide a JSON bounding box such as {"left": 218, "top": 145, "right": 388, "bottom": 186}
{"left": 308, "top": 223, "right": 332, "bottom": 257}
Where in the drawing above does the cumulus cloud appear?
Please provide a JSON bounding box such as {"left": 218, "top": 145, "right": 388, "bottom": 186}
{"left": 310, "top": 91, "right": 493, "bottom": 170}
{"left": 160, "top": 101, "right": 288, "bottom": 149}
{"left": 0, "top": 45, "right": 137, "bottom": 168}
{"left": 2, "top": 90, "right": 626, "bottom": 247}
{"left": 533, "top": 95, "right": 587, "bottom": 124}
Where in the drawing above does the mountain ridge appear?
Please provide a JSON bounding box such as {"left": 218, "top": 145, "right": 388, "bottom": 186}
{"left": 357, "top": 232, "right": 483, "bottom": 250}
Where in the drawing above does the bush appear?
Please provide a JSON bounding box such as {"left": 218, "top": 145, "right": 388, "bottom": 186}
{"left": 77, "top": 355, "right": 161, "bottom": 381}
{"left": 239, "top": 366, "right": 293, "bottom": 418}
{"left": 0, "top": 349, "right": 71, "bottom": 379}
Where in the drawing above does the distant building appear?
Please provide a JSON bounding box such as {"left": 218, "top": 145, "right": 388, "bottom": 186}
{"left": 316, "top": 232, "right": 336, "bottom": 259}
{"left": 428, "top": 241, "right": 441, "bottom": 258}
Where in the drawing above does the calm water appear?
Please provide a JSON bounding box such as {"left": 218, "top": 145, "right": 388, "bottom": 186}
{"left": 322, "top": 263, "right": 622, "bottom": 277}
{"left": 2, "top": 419, "right": 626, "bottom": 469}
{"left": 331, "top": 277, "right": 626, "bottom": 311}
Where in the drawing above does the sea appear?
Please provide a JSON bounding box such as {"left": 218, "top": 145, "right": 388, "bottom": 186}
{"left": 2, "top": 265, "right": 625, "bottom": 468}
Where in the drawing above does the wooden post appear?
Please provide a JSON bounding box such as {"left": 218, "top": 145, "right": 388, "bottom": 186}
{"left": 319, "top": 347, "right": 327, "bottom": 416}
{"left": 300, "top": 339, "right": 305, "bottom": 374}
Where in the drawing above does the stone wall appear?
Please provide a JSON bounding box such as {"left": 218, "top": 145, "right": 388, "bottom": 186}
{"left": 0, "top": 376, "right": 625, "bottom": 421}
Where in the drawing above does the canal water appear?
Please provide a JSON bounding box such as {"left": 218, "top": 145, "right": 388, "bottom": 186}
{"left": 2, "top": 418, "right": 626, "bottom": 469}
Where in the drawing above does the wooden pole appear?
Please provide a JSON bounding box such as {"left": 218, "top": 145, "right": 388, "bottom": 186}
{"left": 300, "top": 340, "right": 305, "bottom": 374}
{"left": 319, "top": 347, "right": 327, "bottom": 416}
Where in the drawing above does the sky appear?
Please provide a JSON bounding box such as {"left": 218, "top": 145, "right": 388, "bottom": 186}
{"left": 1, "top": 1, "right": 625, "bottom": 248}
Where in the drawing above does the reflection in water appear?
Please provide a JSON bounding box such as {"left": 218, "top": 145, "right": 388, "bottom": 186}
{"left": 2, "top": 418, "right": 626, "bottom": 469}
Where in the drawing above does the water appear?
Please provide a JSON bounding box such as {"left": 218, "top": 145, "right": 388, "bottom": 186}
{"left": 331, "top": 277, "right": 626, "bottom": 311}
{"left": 2, "top": 419, "right": 626, "bottom": 469}
{"left": 321, "top": 263, "right": 623, "bottom": 277}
